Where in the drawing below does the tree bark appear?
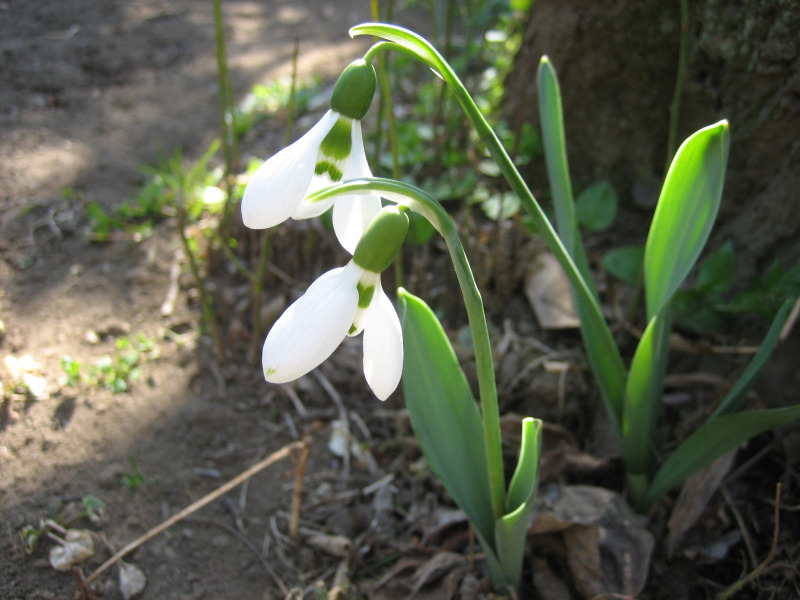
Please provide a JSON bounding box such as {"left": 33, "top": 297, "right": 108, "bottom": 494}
{"left": 507, "top": 0, "right": 800, "bottom": 280}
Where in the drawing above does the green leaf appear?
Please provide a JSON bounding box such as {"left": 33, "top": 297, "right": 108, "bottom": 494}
{"left": 622, "top": 305, "right": 674, "bottom": 506}
{"left": 537, "top": 56, "right": 626, "bottom": 430}
{"left": 506, "top": 417, "right": 542, "bottom": 512}
{"left": 537, "top": 57, "right": 577, "bottom": 264}
{"left": 576, "top": 180, "right": 618, "bottom": 232}
{"left": 398, "top": 289, "right": 494, "bottom": 545}
{"left": 644, "top": 121, "right": 730, "bottom": 319}
{"left": 644, "top": 405, "right": 800, "bottom": 510}
{"left": 602, "top": 244, "right": 645, "bottom": 285}
{"left": 710, "top": 299, "right": 795, "bottom": 420}
{"left": 352, "top": 26, "right": 626, "bottom": 440}
{"left": 493, "top": 417, "right": 543, "bottom": 588}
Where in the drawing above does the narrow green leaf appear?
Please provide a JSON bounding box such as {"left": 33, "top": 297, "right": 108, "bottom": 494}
{"left": 644, "top": 121, "right": 730, "bottom": 319}
{"left": 710, "top": 299, "right": 795, "bottom": 420}
{"left": 576, "top": 301, "right": 627, "bottom": 432}
{"left": 537, "top": 57, "right": 596, "bottom": 290}
{"left": 622, "top": 305, "right": 673, "bottom": 504}
{"left": 494, "top": 502, "right": 530, "bottom": 590}
{"left": 398, "top": 289, "right": 494, "bottom": 545}
{"left": 506, "top": 417, "right": 542, "bottom": 512}
{"left": 537, "top": 57, "right": 576, "bottom": 258}
{"left": 493, "top": 417, "right": 543, "bottom": 589}
{"left": 644, "top": 405, "right": 800, "bottom": 510}
{"left": 537, "top": 56, "right": 626, "bottom": 430}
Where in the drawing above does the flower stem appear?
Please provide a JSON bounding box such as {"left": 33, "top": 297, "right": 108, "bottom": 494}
{"left": 308, "top": 179, "right": 506, "bottom": 521}
{"left": 353, "top": 24, "right": 628, "bottom": 426}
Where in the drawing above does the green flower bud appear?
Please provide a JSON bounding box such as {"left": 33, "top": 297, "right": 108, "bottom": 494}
{"left": 330, "top": 59, "right": 377, "bottom": 120}
{"left": 354, "top": 206, "right": 409, "bottom": 273}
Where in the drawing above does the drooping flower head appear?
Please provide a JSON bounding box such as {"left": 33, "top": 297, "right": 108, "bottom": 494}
{"left": 261, "top": 206, "right": 409, "bottom": 400}
{"left": 242, "top": 58, "right": 382, "bottom": 253}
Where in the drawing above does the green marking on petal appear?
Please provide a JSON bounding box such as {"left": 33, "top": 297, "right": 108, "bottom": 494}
{"left": 314, "top": 161, "right": 343, "bottom": 181}
{"left": 357, "top": 283, "right": 375, "bottom": 308}
{"left": 319, "top": 117, "right": 352, "bottom": 160}
{"left": 265, "top": 367, "right": 276, "bottom": 377}
{"left": 348, "top": 324, "right": 358, "bottom": 335}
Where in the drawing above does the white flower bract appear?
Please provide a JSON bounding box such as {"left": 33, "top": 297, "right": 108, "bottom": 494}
{"left": 262, "top": 261, "right": 403, "bottom": 400}
{"left": 241, "top": 111, "right": 381, "bottom": 251}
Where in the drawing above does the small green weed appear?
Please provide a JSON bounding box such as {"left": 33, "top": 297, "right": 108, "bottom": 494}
{"left": 86, "top": 141, "right": 224, "bottom": 241}
{"left": 60, "top": 333, "right": 158, "bottom": 394}
{"left": 674, "top": 244, "right": 800, "bottom": 334}
{"left": 121, "top": 456, "right": 156, "bottom": 491}
{"left": 233, "top": 76, "right": 321, "bottom": 137}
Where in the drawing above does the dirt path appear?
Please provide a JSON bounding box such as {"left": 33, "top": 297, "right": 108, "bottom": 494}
{"left": 0, "top": 1, "right": 401, "bottom": 598}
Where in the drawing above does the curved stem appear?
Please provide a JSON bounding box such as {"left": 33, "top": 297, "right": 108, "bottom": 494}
{"left": 352, "top": 23, "right": 627, "bottom": 426}
{"left": 309, "top": 178, "right": 506, "bottom": 521}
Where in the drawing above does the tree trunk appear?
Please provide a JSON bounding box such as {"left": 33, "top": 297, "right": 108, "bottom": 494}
{"left": 506, "top": 0, "right": 800, "bottom": 281}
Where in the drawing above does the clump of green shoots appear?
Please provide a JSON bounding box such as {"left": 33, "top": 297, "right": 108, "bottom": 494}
{"left": 60, "top": 332, "right": 158, "bottom": 394}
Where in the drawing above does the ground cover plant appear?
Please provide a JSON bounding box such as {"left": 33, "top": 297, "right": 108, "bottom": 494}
{"left": 2, "top": 1, "right": 799, "bottom": 599}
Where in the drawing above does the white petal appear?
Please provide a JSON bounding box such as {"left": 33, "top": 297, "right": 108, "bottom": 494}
{"left": 362, "top": 284, "right": 403, "bottom": 400}
{"left": 262, "top": 262, "right": 361, "bottom": 383}
{"left": 332, "top": 121, "right": 382, "bottom": 253}
{"left": 291, "top": 174, "right": 337, "bottom": 220}
{"left": 241, "top": 110, "right": 337, "bottom": 229}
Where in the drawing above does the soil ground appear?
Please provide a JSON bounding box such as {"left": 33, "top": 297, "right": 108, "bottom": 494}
{"left": 1, "top": 1, "right": 799, "bottom": 600}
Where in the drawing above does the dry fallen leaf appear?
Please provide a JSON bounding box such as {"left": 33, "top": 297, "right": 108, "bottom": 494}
{"left": 532, "top": 485, "right": 653, "bottom": 599}
{"left": 532, "top": 555, "right": 577, "bottom": 600}
{"left": 303, "top": 529, "right": 353, "bottom": 559}
{"left": 524, "top": 252, "right": 580, "bottom": 330}
{"left": 119, "top": 560, "right": 147, "bottom": 600}
{"left": 366, "top": 551, "right": 468, "bottom": 600}
{"left": 667, "top": 449, "right": 737, "bottom": 555}
{"left": 48, "top": 529, "right": 95, "bottom": 571}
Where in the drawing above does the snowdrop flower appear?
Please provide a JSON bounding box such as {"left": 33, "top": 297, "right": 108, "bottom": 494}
{"left": 242, "top": 58, "right": 382, "bottom": 253}
{"left": 262, "top": 206, "right": 408, "bottom": 400}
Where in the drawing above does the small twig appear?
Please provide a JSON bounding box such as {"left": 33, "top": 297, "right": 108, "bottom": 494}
{"left": 73, "top": 567, "right": 102, "bottom": 600}
{"left": 716, "top": 483, "right": 782, "bottom": 600}
{"left": 314, "top": 370, "right": 352, "bottom": 475}
{"left": 722, "top": 443, "right": 774, "bottom": 487}
{"left": 249, "top": 230, "right": 272, "bottom": 364}
{"left": 279, "top": 385, "right": 308, "bottom": 418}
{"left": 176, "top": 207, "right": 226, "bottom": 359}
{"left": 721, "top": 485, "right": 757, "bottom": 567}
{"left": 211, "top": 229, "right": 255, "bottom": 282}
{"left": 289, "top": 438, "right": 312, "bottom": 540}
{"left": 268, "top": 515, "right": 294, "bottom": 571}
{"left": 85, "top": 439, "right": 305, "bottom": 585}
{"left": 160, "top": 249, "right": 182, "bottom": 316}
